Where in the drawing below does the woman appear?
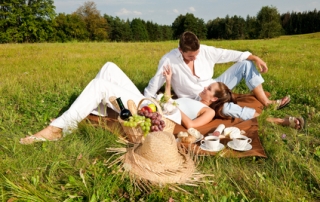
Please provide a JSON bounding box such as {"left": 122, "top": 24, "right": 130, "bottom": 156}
{"left": 20, "top": 62, "right": 303, "bottom": 144}
{"left": 163, "top": 65, "right": 304, "bottom": 130}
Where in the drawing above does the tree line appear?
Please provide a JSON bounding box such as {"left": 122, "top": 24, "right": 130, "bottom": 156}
{"left": 0, "top": 1, "right": 319, "bottom": 43}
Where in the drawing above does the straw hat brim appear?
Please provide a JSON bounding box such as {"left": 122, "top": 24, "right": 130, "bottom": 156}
{"left": 123, "top": 144, "right": 196, "bottom": 184}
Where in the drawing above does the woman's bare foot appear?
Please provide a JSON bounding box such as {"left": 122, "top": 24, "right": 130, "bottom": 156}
{"left": 20, "top": 126, "right": 63, "bottom": 145}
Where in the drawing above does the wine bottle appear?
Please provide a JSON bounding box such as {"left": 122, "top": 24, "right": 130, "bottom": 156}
{"left": 116, "top": 97, "right": 132, "bottom": 120}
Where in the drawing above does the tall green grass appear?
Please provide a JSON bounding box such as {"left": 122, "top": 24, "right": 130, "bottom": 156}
{"left": 0, "top": 33, "right": 320, "bottom": 201}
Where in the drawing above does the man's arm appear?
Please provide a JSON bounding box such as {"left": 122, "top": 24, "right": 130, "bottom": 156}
{"left": 247, "top": 55, "right": 268, "bottom": 73}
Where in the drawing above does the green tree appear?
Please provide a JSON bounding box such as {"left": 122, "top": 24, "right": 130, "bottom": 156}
{"left": 0, "top": 0, "right": 56, "bottom": 43}
{"left": 280, "top": 12, "right": 291, "bottom": 35}
{"left": 207, "top": 15, "right": 245, "bottom": 40}
{"left": 130, "top": 18, "right": 148, "bottom": 41}
{"left": 146, "top": 21, "right": 162, "bottom": 41}
{"left": 104, "top": 15, "right": 132, "bottom": 41}
{"left": 224, "top": 15, "right": 233, "bottom": 39}
{"left": 206, "top": 18, "right": 225, "bottom": 39}
{"left": 75, "top": 1, "right": 108, "bottom": 41}
{"left": 281, "top": 9, "right": 320, "bottom": 35}
{"left": 230, "top": 15, "right": 246, "bottom": 39}
{"left": 171, "top": 14, "right": 185, "bottom": 39}
{"left": 54, "top": 13, "right": 89, "bottom": 42}
{"left": 256, "top": 6, "right": 283, "bottom": 38}
{"left": 172, "top": 13, "right": 207, "bottom": 39}
{"left": 245, "top": 15, "right": 258, "bottom": 39}
{"left": 161, "top": 25, "right": 173, "bottom": 40}
{"left": 124, "top": 19, "right": 132, "bottom": 41}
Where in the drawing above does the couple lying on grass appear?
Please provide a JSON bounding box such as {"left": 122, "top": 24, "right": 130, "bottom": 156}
{"left": 20, "top": 62, "right": 303, "bottom": 144}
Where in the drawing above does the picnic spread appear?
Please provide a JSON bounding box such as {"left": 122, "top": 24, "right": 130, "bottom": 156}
{"left": 87, "top": 92, "right": 269, "bottom": 158}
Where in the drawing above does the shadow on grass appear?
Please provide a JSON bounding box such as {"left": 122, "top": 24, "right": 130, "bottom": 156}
{"left": 56, "top": 92, "right": 79, "bottom": 117}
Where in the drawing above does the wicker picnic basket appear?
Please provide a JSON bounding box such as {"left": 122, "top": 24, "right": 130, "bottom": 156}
{"left": 109, "top": 97, "right": 176, "bottom": 144}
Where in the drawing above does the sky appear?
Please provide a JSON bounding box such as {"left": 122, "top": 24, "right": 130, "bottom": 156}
{"left": 53, "top": 0, "right": 320, "bottom": 25}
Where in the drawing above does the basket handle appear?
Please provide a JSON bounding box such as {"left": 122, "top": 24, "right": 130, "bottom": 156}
{"left": 137, "top": 97, "right": 163, "bottom": 115}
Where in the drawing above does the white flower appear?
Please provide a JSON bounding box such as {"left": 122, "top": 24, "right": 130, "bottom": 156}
{"left": 155, "top": 93, "right": 178, "bottom": 115}
{"left": 156, "top": 93, "right": 164, "bottom": 102}
{"left": 163, "top": 102, "right": 176, "bottom": 114}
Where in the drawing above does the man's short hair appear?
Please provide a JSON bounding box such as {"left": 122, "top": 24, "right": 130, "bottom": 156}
{"left": 179, "top": 31, "right": 200, "bottom": 52}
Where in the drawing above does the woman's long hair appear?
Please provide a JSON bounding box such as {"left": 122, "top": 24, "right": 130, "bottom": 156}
{"left": 209, "top": 82, "right": 237, "bottom": 119}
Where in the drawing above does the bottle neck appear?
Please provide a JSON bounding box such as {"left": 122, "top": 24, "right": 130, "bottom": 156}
{"left": 116, "top": 97, "right": 125, "bottom": 110}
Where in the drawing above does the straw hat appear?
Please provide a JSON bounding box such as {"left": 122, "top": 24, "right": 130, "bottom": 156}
{"left": 107, "top": 131, "right": 210, "bottom": 191}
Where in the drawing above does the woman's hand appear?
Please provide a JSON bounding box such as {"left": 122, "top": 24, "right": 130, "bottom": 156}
{"left": 163, "top": 64, "right": 172, "bottom": 98}
{"left": 163, "top": 64, "right": 172, "bottom": 82}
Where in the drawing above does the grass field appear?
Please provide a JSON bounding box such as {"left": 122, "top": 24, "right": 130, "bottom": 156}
{"left": 0, "top": 33, "right": 320, "bottom": 201}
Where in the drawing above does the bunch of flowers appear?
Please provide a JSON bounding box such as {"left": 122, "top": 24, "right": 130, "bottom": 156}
{"left": 155, "top": 93, "right": 179, "bottom": 115}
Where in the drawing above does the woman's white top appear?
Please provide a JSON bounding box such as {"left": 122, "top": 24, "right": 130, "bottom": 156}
{"left": 175, "top": 97, "right": 208, "bottom": 120}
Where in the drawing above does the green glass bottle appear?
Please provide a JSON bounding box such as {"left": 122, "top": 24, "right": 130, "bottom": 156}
{"left": 116, "top": 97, "right": 132, "bottom": 120}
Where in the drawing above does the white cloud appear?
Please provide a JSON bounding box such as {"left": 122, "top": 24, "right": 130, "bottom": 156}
{"left": 133, "top": 10, "right": 142, "bottom": 15}
{"left": 116, "top": 8, "right": 142, "bottom": 16}
{"left": 173, "top": 9, "right": 179, "bottom": 14}
{"left": 189, "top": 7, "right": 196, "bottom": 12}
{"left": 116, "top": 8, "right": 130, "bottom": 15}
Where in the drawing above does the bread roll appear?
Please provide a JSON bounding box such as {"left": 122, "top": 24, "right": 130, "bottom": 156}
{"left": 127, "top": 100, "right": 137, "bottom": 115}
{"left": 187, "top": 128, "right": 201, "bottom": 139}
{"left": 178, "top": 131, "right": 196, "bottom": 144}
{"left": 180, "top": 135, "right": 197, "bottom": 144}
{"left": 177, "top": 131, "right": 188, "bottom": 138}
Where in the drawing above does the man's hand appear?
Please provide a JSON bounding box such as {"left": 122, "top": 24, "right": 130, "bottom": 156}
{"left": 248, "top": 55, "right": 268, "bottom": 73}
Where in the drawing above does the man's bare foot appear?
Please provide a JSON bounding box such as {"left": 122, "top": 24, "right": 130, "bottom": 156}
{"left": 267, "top": 116, "right": 305, "bottom": 130}
{"left": 20, "top": 126, "right": 63, "bottom": 145}
{"left": 282, "top": 116, "right": 305, "bottom": 130}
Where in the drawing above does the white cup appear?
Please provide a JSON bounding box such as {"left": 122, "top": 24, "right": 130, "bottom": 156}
{"left": 233, "top": 135, "right": 252, "bottom": 150}
{"left": 201, "top": 136, "right": 220, "bottom": 150}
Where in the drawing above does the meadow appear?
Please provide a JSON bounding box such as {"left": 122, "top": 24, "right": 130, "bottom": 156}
{"left": 0, "top": 33, "right": 320, "bottom": 201}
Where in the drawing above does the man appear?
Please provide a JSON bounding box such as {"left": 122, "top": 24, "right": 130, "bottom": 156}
{"left": 144, "top": 31, "right": 290, "bottom": 120}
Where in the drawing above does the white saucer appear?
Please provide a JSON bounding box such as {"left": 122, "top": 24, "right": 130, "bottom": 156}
{"left": 227, "top": 141, "right": 252, "bottom": 151}
{"left": 200, "top": 143, "right": 225, "bottom": 152}
{"left": 176, "top": 134, "right": 204, "bottom": 143}
{"left": 194, "top": 135, "right": 204, "bottom": 143}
